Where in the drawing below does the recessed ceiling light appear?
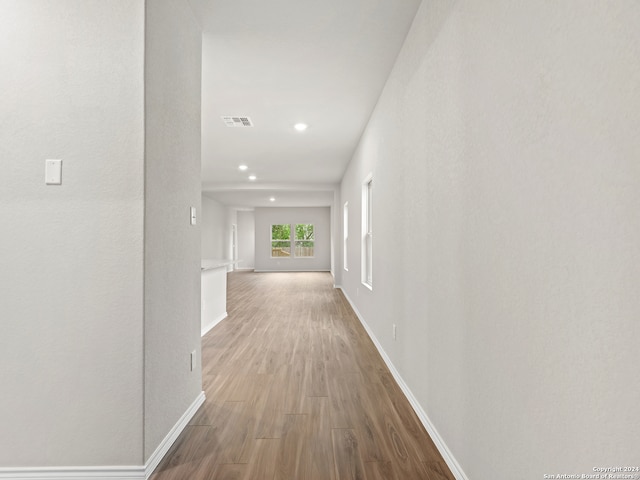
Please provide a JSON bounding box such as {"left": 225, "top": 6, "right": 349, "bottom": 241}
{"left": 239, "top": 165, "right": 248, "bottom": 171}
{"left": 248, "top": 175, "right": 257, "bottom": 181}
{"left": 294, "top": 123, "right": 308, "bottom": 132}
{"left": 269, "top": 197, "right": 275, "bottom": 202}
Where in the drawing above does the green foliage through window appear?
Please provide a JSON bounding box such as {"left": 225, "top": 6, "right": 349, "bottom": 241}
{"left": 271, "top": 224, "right": 290, "bottom": 240}
{"left": 295, "top": 224, "right": 314, "bottom": 257}
{"left": 270, "top": 223, "right": 314, "bottom": 258}
{"left": 271, "top": 224, "right": 291, "bottom": 257}
{"left": 295, "top": 224, "right": 314, "bottom": 245}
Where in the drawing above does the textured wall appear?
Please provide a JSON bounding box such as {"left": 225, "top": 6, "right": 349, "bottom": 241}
{"left": 144, "top": 0, "right": 203, "bottom": 462}
{"left": 237, "top": 210, "right": 256, "bottom": 269}
{"left": 0, "top": 0, "right": 145, "bottom": 466}
{"left": 340, "top": 1, "right": 640, "bottom": 478}
{"left": 201, "top": 194, "right": 227, "bottom": 260}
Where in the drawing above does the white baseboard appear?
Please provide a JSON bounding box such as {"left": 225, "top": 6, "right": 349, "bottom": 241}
{"left": 144, "top": 391, "right": 206, "bottom": 478}
{"left": 339, "top": 288, "right": 469, "bottom": 480}
{"left": 0, "top": 392, "right": 206, "bottom": 480}
{"left": 201, "top": 312, "right": 227, "bottom": 337}
{"left": 0, "top": 466, "right": 144, "bottom": 479}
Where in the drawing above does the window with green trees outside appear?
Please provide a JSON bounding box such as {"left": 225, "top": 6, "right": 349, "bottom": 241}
{"left": 295, "top": 224, "right": 314, "bottom": 257}
{"left": 271, "top": 223, "right": 314, "bottom": 258}
{"left": 271, "top": 224, "right": 291, "bottom": 257}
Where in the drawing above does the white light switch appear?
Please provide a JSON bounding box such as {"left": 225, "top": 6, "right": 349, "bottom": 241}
{"left": 190, "top": 207, "right": 197, "bottom": 225}
{"left": 45, "top": 159, "right": 62, "bottom": 185}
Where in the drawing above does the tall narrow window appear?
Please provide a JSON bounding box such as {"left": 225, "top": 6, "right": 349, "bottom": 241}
{"left": 343, "top": 202, "right": 349, "bottom": 271}
{"left": 295, "top": 224, "right": 314, "bottom": 257}
{"left": 271, "top": 224, "right": 291, "bottom": 257}
{"left": 362, "top": 175, "right": 373, "bottom": 289}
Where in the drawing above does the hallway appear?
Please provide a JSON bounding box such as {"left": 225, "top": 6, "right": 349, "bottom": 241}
{"left": 150, "top": 271, "right": 453, "bottom": 480}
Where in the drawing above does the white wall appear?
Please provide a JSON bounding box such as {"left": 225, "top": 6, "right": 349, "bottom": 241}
{"left": 237, "top": 210, "right": 255, "bottom": 270}
{"left": 339, "top": 1, "right": 640, "bottom": 479}
{"left": 330, "top": 189, "right": 341, "bottom": 280}
{"left": 0, "top": 0, "right": 145, "bottom": 466}
{"left": 201, "top": 195, "right": 237, "bottom": 271}
{"left": 225, "top": 207, "right": 238, "bottom": 267}
{"left": 0, "top": 0, "right": 203, "bottom": 470}
{"left": 201, "top": 194, "right": 226, "bottom": 259}
{"left": 144, "top": 0, "right": 202, "bottom": 462}
{"left": 254, "top": 207, "right": 331, "bottom": 272}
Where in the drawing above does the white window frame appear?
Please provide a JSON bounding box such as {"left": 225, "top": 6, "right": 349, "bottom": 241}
{"left": 294, "top": 223, "right": 315, "bottom": 258}
{"left": 270, "top": 224, "right": 291, "bottom": 258}
{"left": 361, "top": 174, "right": 373, "bottom": 289}
{"left": 343, "top": 202, "right": 349, "bottom": 271}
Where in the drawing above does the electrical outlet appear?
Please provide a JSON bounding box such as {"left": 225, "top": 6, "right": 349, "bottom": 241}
{"left": 393, "top": 324, "right": 397, "bottom": 340}
{"left": 190, "top": 351, "right": 196, "bottom": 371}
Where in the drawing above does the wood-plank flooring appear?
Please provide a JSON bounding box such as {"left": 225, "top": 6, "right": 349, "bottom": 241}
{"left": 150, "top": 271, "right": 454, "bottom": 480}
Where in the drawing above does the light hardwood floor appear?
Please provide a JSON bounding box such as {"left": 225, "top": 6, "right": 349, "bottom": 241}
{"left": 150, "top": 271, "right": 454, "bottom": 480}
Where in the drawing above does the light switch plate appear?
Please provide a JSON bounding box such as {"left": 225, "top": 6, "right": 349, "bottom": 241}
{"left": 190, "top": 207, "right": 197, "bottom": 225}
{"left": 45, "top": 159, "right": 62, "bottom": 185}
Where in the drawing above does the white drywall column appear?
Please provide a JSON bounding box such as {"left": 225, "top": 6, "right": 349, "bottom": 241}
{"left": 144, "top": 0, "right": 203, "bottom": 462}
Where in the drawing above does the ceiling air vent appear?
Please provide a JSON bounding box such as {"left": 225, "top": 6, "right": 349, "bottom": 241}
{"left": 221, "top": 116, "right": 253, "bottom": 127}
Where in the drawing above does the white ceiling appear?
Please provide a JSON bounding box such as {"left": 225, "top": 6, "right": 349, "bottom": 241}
{"left": 191, "top": 0, "right": 421, "bottom": 208}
